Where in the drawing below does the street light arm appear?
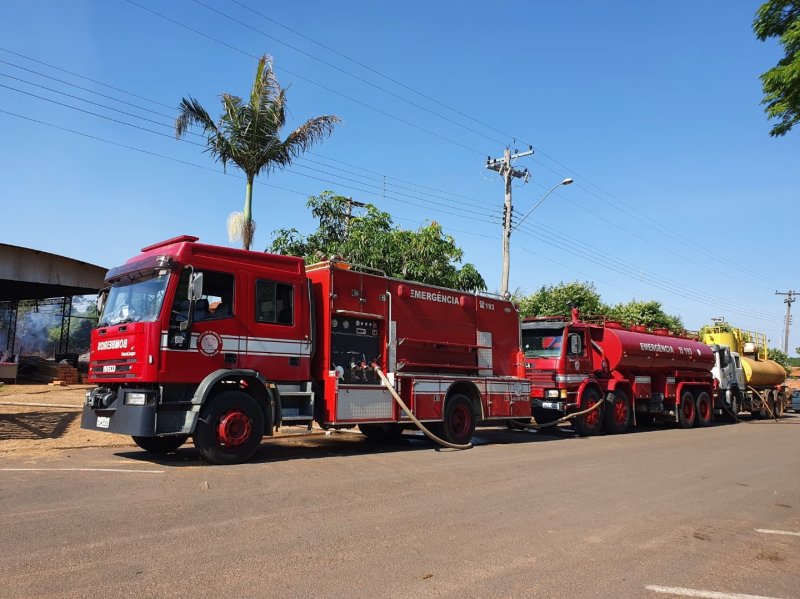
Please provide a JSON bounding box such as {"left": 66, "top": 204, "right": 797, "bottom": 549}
{"left": 510, "top": 178, "right": 573, "bottom": 233}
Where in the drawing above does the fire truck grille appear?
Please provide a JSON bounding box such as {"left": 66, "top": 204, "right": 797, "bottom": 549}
{"left": 90, "top": 359, "right": 137, "bottom": 379}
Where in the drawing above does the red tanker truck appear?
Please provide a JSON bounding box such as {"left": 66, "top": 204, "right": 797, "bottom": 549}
{"left": 81, "top": 236, "right": 530, "bottom": 463}
{"left": 522, "top": 309, "right": 716, "bottom": 435}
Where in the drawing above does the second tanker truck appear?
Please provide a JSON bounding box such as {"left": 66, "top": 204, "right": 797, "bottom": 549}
{"left": 523, "top": 309, "right": 716, "bottom": 435}
{"left": 700, "top": 321, "right": 787, "bottom": 419}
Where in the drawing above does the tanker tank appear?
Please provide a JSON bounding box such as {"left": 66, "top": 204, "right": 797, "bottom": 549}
{"left": 740, "top": 356, "right": 786, "bottom": 387}
{"left": 600, "top": 325, "right": 715, "bottom": 374}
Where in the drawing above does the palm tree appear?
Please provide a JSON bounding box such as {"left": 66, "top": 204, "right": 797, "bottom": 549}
{"left": 176, "top": 55, "right": 340, "bottom": 250}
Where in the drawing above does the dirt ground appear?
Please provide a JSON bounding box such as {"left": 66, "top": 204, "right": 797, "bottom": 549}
{"left": 0, "top": 383, "right": 136, "bottom": 458}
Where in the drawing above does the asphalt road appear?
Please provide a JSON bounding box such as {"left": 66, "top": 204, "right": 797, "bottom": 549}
{"left": 1, "top": 416, "right": 799, "bottom": 599}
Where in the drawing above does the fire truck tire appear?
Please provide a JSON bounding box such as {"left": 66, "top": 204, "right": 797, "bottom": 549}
{"left": 572, "top": 389, "right": 603, "bottom": 437}
{"left": 603, "top": 390, "right": 631, "bottom": 434}
{"left": 441, "top": 394, "right": 476, "bottom": 446}
{"left": 695, "top": 391, "right": 712, "bottom": 427}
{"left": 677, "top": 391, "right": 696, "bottom": 428}
{"left": 194, "top": 391, "right": 265, "bottom": 465}
{"left": 358, "top": 423, "right": 404, "bottom": 442}
{"left": 132, "top": 435, "right": 188, "bottom": 454}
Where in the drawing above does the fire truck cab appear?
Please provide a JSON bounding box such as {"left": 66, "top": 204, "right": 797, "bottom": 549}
{"left": 82, "top": 236, "right": 530, "bottom": 463}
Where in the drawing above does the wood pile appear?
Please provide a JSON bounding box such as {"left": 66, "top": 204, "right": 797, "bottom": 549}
{"left": 17, "top": 357, "right": 84, "bottom": 385}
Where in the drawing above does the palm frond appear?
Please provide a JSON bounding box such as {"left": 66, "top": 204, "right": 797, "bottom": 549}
{"left": 281, "top": 115, "right": 342, "bottom": 160}
{"left": 175, "top": 97, "right": 217, "bottom": 138}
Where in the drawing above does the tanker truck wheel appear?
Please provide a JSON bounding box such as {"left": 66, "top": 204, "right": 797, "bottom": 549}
{"left": 132, "top": 434, "right": 188, "bottom": 454}
{"left": 440, "top": 394, "right": 476, "bottom": 445}
{"left": 694, "top": 392, "right": 712, "bottom": 427}
{"left": 774, "top": 392, "right": 785, "bottom": 418}
{"left": 572, "top": 389, "right": 603, "bottom": 437}
{"left": 194, "top": 391, "right": 265, "bottom": 465}
{"left": 677, "top": 391, "right": 696, "bottom": 428}
{"left": 603, "top": 390, "right": 631, "bottom": 434}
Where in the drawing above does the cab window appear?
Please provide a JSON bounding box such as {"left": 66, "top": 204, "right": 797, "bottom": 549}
{"left": 256, "top": 280, "right": 294, "bottom": 326}
{"left": 567, "top": 332, "right": 585, "bottom": 356}
{"left": 171, "top": 269, "right": 235, "bottom": 323}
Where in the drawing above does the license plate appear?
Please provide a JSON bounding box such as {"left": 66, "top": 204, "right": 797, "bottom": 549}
{"left": 541, "top": 401, "right": 562, "bottom": 410}
{"left": 96, "top": 416, "right": 110, "bottom": 429}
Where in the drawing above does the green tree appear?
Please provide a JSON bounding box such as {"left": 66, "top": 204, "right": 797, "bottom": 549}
{"left": 176, "top": 55, "right": 340, "bottom": 249}
{"left": 753, "top": 1, "right": 800, "bottom": 136}
{"left": 516, "top": 281, "right": 604, "bottom": 318}
{"left": 768, "top": 347, "right": 792, "bottom": 375}
{"left": 604, "top": 300, "right": 684, "bottom": 332}
{"left": 270, "top": 191, "right": 486, "bottom": 291}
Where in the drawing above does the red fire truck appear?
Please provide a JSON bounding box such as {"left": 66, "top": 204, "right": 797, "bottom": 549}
{"left": 522, "top": 310, "right": 716, "bottom": 435}
{"left": 81, "top": 236, "right": 530, "bottom": 463}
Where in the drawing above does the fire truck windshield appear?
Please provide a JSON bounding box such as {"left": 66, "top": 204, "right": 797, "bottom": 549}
{"left": 98, "top": 271, "right": 170, "bottom": 327}
{"left": 521, "top": 328, "right": 564, "bottom": 358}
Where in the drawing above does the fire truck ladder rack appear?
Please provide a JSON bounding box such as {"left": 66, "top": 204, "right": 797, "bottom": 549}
{"left": 373, "top": 367, "right": 472, "bottom": 450}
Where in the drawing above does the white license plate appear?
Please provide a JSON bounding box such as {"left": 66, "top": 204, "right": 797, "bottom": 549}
{"left": 96, "top": 416, "right": 110, "bottom": 429}
{"left": 541, "top": 402, "right": 562, "bottom": 410}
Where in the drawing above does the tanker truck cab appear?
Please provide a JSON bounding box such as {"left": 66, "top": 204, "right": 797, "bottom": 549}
{"left": 522, "top": 318, "right": 593, "bottom": 422}
{"left": 710, "top": 345, "right": 746, "bottom": 415}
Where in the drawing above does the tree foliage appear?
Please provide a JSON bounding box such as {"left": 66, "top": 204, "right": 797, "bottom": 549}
{"left": 604, "top": 300, "right": 684, "bottom": 332}
{"left": 176, "top": 55, "right": 340, "bottom": 249}
{"left": 516, "top": 281, "right": 684, "bottom": 331}
{"left": 753, "top": 1, "right": 800, "bottom": 136}
{"left": 516, "top": 281, "right": 604, "bottom": 318}
{"left": 767, "top": 347, "right": 793, "bottom": 375}
{"left": 269, "top": 191, "right": 486, "bottom": 291}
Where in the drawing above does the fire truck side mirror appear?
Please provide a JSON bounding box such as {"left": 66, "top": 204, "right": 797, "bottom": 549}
{"left": 189, "top": 272, "right": 204, "bottom": 302}
{"left": 96, "top": 287, "right": 109, "bottom": 317}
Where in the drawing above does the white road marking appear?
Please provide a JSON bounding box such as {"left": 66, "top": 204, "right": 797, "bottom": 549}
{"left": 754, "top": 528, "right": 800, "bottom": 537}
{"left": 1, "top": 468, "right": 164, "bottom": 474}
{"left": 645, "top": 586, "right": 783, "bottom": 599}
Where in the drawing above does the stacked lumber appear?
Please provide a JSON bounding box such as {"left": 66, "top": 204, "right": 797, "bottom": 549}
{"left": 18, "top": 357, "right": 81, "bottom": 385}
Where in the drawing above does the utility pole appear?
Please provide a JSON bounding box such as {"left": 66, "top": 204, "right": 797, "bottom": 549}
{"left": 775, "top": 290, "right": 796, "bottom": 353}
{"left": 344, "top": 197, "right": 367, "bottom": 238}
{"left": 487, "top": 146, "right": 533, "bottom": 297}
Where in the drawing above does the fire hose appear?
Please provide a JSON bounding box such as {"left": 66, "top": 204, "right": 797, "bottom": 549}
{"left": 747, "top": 385, "right": 778, "bottom": 421}
{"left": 373, "top": 367, "right": 473, "bottom": 450}
{"left": 507, "top": 396, "right": 605, "bottom": 431}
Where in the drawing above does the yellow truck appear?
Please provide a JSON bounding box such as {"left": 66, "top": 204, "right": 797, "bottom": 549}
{"left": 701, "top": 323, "right": 787, "bottom": 419}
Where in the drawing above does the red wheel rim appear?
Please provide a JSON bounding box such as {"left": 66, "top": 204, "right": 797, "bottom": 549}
{"left": 614, "top": 399, "right": 628, "bottom": 425}
{"left": 682, "top": 397, "right": 695, "bottom": 421}
{"left": 216, "top": 409, "right": 252, "bottom": 447}
{"left": 698, "top": 397, "right": 710, "bottom": 421}
{"left": 585, "top": 398, "right": 600, "bottom": 427}
{"left": 451, "top": 404, "right": 471, "bottom": 437}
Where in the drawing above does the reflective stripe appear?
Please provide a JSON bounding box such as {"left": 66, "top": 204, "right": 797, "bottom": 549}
{"left": 634, "top": 376, "right": 652, "bottom": 384}
{"left": 159, "top": 332, "right": 310, "bottom": 357}
{"left": 555, "top": 374, "right": 588, "bottom": 383}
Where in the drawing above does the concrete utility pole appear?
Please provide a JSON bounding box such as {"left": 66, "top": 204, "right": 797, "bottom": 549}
{"left": 775, "top": 290, "right": 796, "bottom": 353}
{"left": 487, "top": 146, "right": 533, "bottom": 298}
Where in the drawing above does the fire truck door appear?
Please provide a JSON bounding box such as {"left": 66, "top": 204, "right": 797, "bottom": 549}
{"left": 161, "top": 268, "right": 243, "bottom": 383}
{"left": 564, "top": 329, "right": 588, "bottom": 377}
{"left": 240, "top": 274, "right": 310, "bottom": 381}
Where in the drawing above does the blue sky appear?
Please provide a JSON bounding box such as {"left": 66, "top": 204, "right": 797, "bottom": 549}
{"left": 2, "top": 1, "right": 798, "bottom": 351}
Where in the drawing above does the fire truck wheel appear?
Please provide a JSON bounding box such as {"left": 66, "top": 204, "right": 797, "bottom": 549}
{"left": 603, "top": 390, "right": 631, "bottom": 434}
{"left": 441, "top": 394, "right": 476, "bottom": 446}
{"left": 132, "top": 435, "right": 188, "bottom": 454}
{"left": 695, "top": 391, "right": 712, "bottom": 427}
{"left": 572, "top": 389, "right": 603, "bottom": 437}
{"left": 194, "top": 391, "right": 265, "bottom": 465}
{"left": 358, "top": 423, "right": 404, "bottom": 442}
{"left": 677, "top": 391, "right": 696, "bottom": 428}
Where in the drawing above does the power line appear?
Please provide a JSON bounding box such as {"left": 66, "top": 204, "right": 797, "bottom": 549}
{"left": 122, "top": 0, "right": 487, "bottom": 156}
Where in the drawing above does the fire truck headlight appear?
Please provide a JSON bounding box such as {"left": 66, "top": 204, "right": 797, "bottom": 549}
{"left": 124, "top": 392, "right": 148, "bottom": 406}
{"left": 545, "top": 389, "right": 560, "bottom": 398}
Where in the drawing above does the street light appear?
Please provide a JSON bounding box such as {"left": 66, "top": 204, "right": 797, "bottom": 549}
{"left": 511, "top": 178, "right": 573, "bottom": 233}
